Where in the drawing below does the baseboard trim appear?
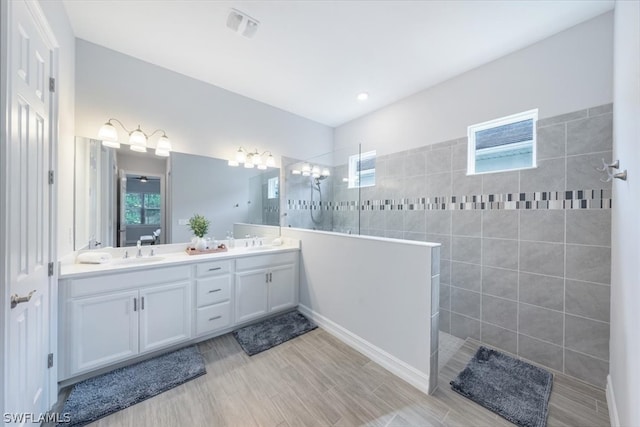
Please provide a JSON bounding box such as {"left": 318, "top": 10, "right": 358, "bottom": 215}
{"left": 298, "top": 304, "right": 432, "bottom": 395}
{"left": 606, "top": 374, "right": 620, "bottom": 427}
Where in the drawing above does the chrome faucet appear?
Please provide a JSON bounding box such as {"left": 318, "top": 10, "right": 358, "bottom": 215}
{"left": 136, "top": 240, "right": 143, "bottom": 258}
{"left": 149, "top": 248, "right": 155, "bottom": 257}
{"left": 123, "top": 250, "right": 129, "bottom": 259}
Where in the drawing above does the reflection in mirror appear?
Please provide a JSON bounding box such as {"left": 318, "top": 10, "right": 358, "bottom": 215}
{"left": 74, "top": 137, "right": 281, "bottom": 250}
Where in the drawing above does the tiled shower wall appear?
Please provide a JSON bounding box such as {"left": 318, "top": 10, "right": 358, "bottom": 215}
{"left": 352, "top": 104, "right": 613, "bottom": 387}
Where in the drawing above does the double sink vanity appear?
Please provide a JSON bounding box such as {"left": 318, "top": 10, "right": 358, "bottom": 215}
{"left": 58, "top": 238, "right": 300, "bottom": 383}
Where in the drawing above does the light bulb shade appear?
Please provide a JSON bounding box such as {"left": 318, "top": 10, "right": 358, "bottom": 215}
{"left": 155, "top": 149, "right": 170, "bottom": 157}
{"left": 129, "top": 129, "right": 147, "bottom": 152}
{"left": 266, "top": 154, "right": 276, "bottom": 167}
{"left": 291, "top": 169, "right": 301, "bottom": 175}
{"left": 102, "top": 140, "right": 121, "bottom": 149}
{"left": 244, "top": 162, "right": 254, "bottom": 169}
{"left": 236, "top": 148, "right": 246, "bottom": 163}
{"left": 311, "top": 166, "right": 320, "bottom": 175}
{"left": 302, "top": 171, "right": 310, "bottom": 177}
{"left": 252, "top": 152, "right": 262, "bottom": 165}
{"left": 301, "top": 164, "right": 311, "bottom": 173}
{"left": 257, "top": 164, "right": 267, "bottom": 170}
{"left": 321, "top": 168, "right": 331, "bottom": 177}
{"left": 228, "top": 160, "right": 239, "bottom": 167}
{"left": 98, "top": 122, "right": 118, "bottom": 141}
{"left": 156, "top": 135, "right": 172, "bottom": 151}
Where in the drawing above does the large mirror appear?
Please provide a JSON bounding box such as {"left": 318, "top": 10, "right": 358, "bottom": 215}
{"left": 74, "top": 137, "right": 281, "bottom": 250}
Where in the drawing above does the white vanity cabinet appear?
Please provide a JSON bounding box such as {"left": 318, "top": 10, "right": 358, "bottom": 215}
{"left": 235, "top": 252, "right": 298, "bottom": 324}
{"left": 59, "top": 265, "right": 192, "bottom": 380}
{"left": 194, "top": 259, "right": 233, "bottom": 336}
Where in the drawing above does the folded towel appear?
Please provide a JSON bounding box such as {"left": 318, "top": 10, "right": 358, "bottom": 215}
{"left": 77, "top": 252, "right": 112, "bottom": 264}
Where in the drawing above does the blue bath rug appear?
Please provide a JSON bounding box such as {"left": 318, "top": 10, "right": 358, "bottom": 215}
{"left": 233, "top": 310, "right": 317, "bottom": 356}
{"left": 59, "top": 345, "right": 206, "bottom": 426}
{"left": 450, "top": 346, "right": 553, "bottom": 427}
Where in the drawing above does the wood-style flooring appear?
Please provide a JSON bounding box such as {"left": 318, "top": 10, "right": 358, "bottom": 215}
{"left": 81, "top": 327, "right": 609, "bottom": 426}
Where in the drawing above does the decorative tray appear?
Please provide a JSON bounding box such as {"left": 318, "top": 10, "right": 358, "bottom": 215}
{"left": 185, "top": 246, "right": 228, "bottom": 255}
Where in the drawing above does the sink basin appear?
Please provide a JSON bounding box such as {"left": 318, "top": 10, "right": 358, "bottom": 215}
{"left": 110, "top": 256, "right": 166, "bottom": 265}
{"left": 245, "top": 245, "right": 274, "bottom": 251}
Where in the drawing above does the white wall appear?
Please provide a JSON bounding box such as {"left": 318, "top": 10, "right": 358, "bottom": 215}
{"left": 74, "top": 39, "right": 333, "bottom": 166}
{"left": 335, "top": 12, "right": 613, "bottom": 155}
{"left": 38, "top": 0, "right": 75, "bottom": 257}
{"left": 608, "top": 2, "right": 640, "bottom": 426}
{"left": 281, "top": 228, "right": 438, "bottom": 394}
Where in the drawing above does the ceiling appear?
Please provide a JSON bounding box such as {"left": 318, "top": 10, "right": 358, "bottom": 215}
{"left": 62, "top": 1, "right": 614, "bottom": 127}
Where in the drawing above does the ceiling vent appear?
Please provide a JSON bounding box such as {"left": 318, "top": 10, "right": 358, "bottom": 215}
{"left": 226, "top": 8, "right": 260, "bottom": 38}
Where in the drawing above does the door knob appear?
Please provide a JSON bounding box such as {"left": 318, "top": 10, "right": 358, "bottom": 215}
{"left": 10, "top": 290, "right": 36, "bottom": 309}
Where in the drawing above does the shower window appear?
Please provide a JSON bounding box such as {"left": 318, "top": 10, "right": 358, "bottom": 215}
{"left": 348, "top": 150, "right": 376, "bottom": 188}
{"left": 467, "top": 109, "right": 537, "bottom": 175}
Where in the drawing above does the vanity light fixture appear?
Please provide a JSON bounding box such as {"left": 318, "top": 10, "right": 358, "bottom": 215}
{"left": 291, "top": 163, "right": 330, "bottom": 178}
{"left": 97, "top": 118, "right": 173, "bottom": 157}
{"left": 229, "top": 147, "right": 276, "bottom": 169}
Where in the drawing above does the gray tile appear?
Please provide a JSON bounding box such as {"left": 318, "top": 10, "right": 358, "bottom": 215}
{"left": 452, "top": 170, "right": 482, "bottom": 196}
{"left": 481, "top": 323, "right": 517, "bottom": 354}
{"left": 385, "top": 230, "right": 404, "bottom": 239}
{"left": 404, "top": 211, "right": 426, "bottom": 234}
{"left": 385, "top": 211, "right": 404, "bottom": 231}
{"left": 519, "top": 241, "right": 564, "bottom": 277}
{"left": 537, "top": 123, "right": 566, "bottom": 160}
{"left": 450, "top": 313, "right": 481, "bottom": 341}
{"left": 386, "top": 153, "right": 406, "bottom": 178}
{"left": 426, "top": 147, "right": 452, "bottom": 175}
{"left": 519, "top": 272, "right": 564, "bottom": 311}
{"left": 566, "top": 210, "right": 611, "bottom": 246}
{"left": 451, "top": 143, "right": 468, "bottom": 171}
{"left": 440, "top": 309, "right": 451, "bottom": 333}
{"left": 588, "top": 103, "right": 613, "bottom": 117}
{"left": 566, "top": 152, "right": 612, "bottom": 191}
{"left": 482, "top": 295, "right": 517, "bottom": 330}
{"left": 519, "top": 304, "right": 564, "bottom": 345}
{"left": 404, "top": 231, "right": 427, "bottom": 242}
{"left": 537, "top": 109, "right": 587, "bottom": 128}
{"left": 369, "top": 210, "right": 385, "bottom": 230}
{"left": 425, "top": 172, "right": 452, "bottom": 197}
{"left": 482, "top": 170, "right": 519, "bottom": 194}
{"left": 405, "top": 174, "right": 427, "bottom": 197}
{"left": 564, "top": 349, "right": 608, "bottom": 387}
{"left": 451, "top": 288, "right": 481, "bottom": 319}
{"left": 520, "top": 210, "right": 565, "bottom": 243}
{"left": 565, "top": 280, "right": 610, "bottom": 322}
{"left": 482, "top": 210, "right": 518, "bottom": 239}
{"left": 482, "top": 238, "right": 518, "bottom": 270}
{"left": 452, "top": 236, "right": 481, "bottom": 264}
{"left": 567, "top": 114, "right": 613, "bottom": 155}
{"left": 518, "top": 334, "right": 564, "bottom": 372}
{"left": 431, "top": 138, "right": 458, "bottom": 150}
{"left": 451, "top": 210, "right": 481, "bottom": 237}
{"left": 405, "top": 151, "right": 427, "bottom": 177}
{"left": 566, "top": 244, "right": 611, "bottom": 284}
{"left": 431, "top": 247, "right": 440, "bottom": 276}
{"left": 565, "top": 314, "right": 609, "bottom": 360}
{"left": 451, "top": 261, "right": 481, "bottom": 292}
{"left": 429, "top": 350, "right": 438, "bottom": 392}
{"left": 426, "top": 234, "right": 451, "bottom": 260}
{"left": 431, "top": 314, "right": 439, "bottom": 354}
{"left": 426, "top": 211, "right": 452, "bottom": 235}
{"left": 482, "top": 267, "right": 518, "bottom": 300}
{"left": 440, "top": 259, "right": 451, "bottom": 284}
{"left": 439, "top": 284, "right": 451, "bottom": 310}
{"left": 520, "top": 158, "right": 565, "bottom": 192}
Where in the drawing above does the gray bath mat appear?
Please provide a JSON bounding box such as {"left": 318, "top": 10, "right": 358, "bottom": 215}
{"left": 59, "top": 346, "right": 206, "bottom": 426}
{"left": 233, "top": 311, "right": 317, "bottom": 355}
{"left": 450, "top": 346, "right": 553, "bottom": 427}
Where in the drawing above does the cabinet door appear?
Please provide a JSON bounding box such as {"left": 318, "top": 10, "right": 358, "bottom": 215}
{"left": 235, "top": 269, "right": 269, "bottom": 323}
{"left": 268, "top": 264, "right": 297, "bottom": 313}
{"left": 139, "top": 281, "right": 192, "bottom": 354}
{"left": 69, "top": 290, "right": 139, "bottom": 375}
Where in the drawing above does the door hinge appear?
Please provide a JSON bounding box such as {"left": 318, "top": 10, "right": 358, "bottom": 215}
{"left": 47, "top": 353, "right": 54, "bottom": 369}
{"left": 49, "top": 77, "right": 55, "bottom": 93}
{"left": 48, "top": 170, "right": 54, "bottom": 185}
{"left": 48, "top": 262, "right": 54, "bottom": 277}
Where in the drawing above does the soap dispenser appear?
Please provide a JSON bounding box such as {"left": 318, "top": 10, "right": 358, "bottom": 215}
{"left": 226, "top": 231, "right": 235, "bottom": 249}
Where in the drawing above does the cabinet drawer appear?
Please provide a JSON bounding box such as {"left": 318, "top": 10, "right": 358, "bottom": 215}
{"left": 196, "top": 260, "right": 232, "bottom": 277}
{"left": 196, "top": 302, "right": 231, "bottom": 335}
{"left": 236, "top": 251, "right": 298, "bottom": 271}
{"left": 196, "top": 276, "right": 231, "bottom": 307}
{"left": 68, "top": 266, "right": 191, "bottom": 298}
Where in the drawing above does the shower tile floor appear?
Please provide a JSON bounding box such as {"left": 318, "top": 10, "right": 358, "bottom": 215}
{"left": 439, "top": 331, "right": 465, "bottom": 371}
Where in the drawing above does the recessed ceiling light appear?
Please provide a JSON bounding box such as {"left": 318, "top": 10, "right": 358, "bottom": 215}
{"left": 357, "top": 92, "right": 369, "bottom": 101}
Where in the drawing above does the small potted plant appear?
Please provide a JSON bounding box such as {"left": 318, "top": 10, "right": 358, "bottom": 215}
{"left": 188, "top": 214, "right": 210, "bottom": 250}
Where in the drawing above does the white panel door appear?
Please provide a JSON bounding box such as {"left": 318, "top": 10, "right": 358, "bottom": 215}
{"left": 139, "top": 282, "right": 191, "bottom": 353}
{"left": 5, "top": 0, "right": 54, "bottom": 418}
{"left": 268, "top": 264, "right": 297, "bottom": 313}
{"left": 235, "top": 269, "right": 269, "bottom": 323}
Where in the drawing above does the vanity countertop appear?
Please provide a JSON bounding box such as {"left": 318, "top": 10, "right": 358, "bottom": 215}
{"left": 59, "top": 241, "right": 300, "bottom": 279}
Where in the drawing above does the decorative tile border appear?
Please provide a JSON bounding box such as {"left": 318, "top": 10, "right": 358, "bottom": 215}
{"left": 286, "top": 189, "right": 612, "bottom": 211}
